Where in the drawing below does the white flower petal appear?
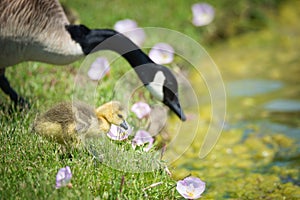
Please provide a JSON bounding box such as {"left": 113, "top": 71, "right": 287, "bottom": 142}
{"left": 176, "top": 176, "right": 205, "bottom": 199}
{"left": 149, "top": 43, "right": 174, "bottom": 65}
{"left": 191, "top": 3, "right": 215, "bottom": 26}
{"left": 114, "top": 19, "right": 146, "bottom": 47}
{"left": 56, "top": 166, "right": 72, "bottom": 189}
{"left": 132, "top": 130, "right": 154, "bottom": 152}
{"left": 131, "top": 102, "right": 151, "bottom": 119}
{"left": 114, "top": 19, "right": 138, "bottom": 32}
{"left": 87, "top": 57, "right": 110, "bottom": 81}
{"left": 107, "top": 124, "right": 132, "bottom": 141}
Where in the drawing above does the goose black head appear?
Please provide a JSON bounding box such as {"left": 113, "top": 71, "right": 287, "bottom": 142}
{"left": 135, "top": 64, "right": 186, "bottom": 121}
{"left": 66, "top": 25, "right": 186, "bottom": 121}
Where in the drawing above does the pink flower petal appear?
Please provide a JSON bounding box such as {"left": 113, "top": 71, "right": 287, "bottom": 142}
{"left": 176, "top": 176, "right": 206, "bottom": 199}
{"left": 107, "top": 124, "right": 132, "bottom": 141}
{"left": 114, "top": 19, "right": 146, "bottom": 47}
{"left": 132, "top": 130, "right": 154, "bottom": 152}
{"left": 192, "top": 3, "right": 215, "bottom": 26}
{"left": 88, "top": 57, "right": 110, "bottom": 81}
{"left": 149, "top": 43, "right": 174, "bottom": 65}
{"left": 56, "top": 166, "right": 72, "bottom": 189}
{"left": 131, "top": 102, "right": 151, "bottom": 119}
{"left": 114, "top": 19, "right": 138, "bottom": 32}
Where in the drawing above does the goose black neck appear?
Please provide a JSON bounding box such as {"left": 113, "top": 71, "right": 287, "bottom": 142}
{"left": 66, "top": 24, "right": 153, "bottom": 68}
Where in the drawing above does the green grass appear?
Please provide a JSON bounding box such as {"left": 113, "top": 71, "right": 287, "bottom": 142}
{"left": 0, "top": 59, "right": 178, "bottom": 199}
{"left": 0, "top": 108, "right": 178, "bottom": 199}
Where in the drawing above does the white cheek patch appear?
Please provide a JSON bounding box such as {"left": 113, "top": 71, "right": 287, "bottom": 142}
{"left": 146, "top": 71, "right": 166, "bottom": 101}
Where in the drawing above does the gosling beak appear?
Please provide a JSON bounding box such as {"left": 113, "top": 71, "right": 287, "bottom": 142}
{"left": 120, "top": 120, "right": 128, "bottom": 130}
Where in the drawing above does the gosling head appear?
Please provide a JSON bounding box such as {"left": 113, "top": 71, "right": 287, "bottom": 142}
{"left": 95, "top": 101, "right": 128, "bottom": 130}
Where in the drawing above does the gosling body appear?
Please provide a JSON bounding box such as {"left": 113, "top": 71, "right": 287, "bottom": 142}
{"left": 33, "top": 101, "right": 127, "bottom": 147}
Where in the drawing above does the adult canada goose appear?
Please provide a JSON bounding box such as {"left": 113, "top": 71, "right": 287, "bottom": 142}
{"left": 33, "top": 101, "right": 128, "bottom": 147}
{"left": 0, "top": 0, "right": 186, "bottom": 121}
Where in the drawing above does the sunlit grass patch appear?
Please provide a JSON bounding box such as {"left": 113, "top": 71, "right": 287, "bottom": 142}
{"left": 0, "top": 106, "right": 179, "bottom": 199}
{"left": 0, "top": 51, "right": 179, "bottom": 199}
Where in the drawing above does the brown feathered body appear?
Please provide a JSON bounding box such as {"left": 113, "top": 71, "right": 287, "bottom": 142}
{"left": 33, "top": 101, "right": 127, "bottom": 147}
{"left": 0, "top": 0, "right": 83, "bottom": 68}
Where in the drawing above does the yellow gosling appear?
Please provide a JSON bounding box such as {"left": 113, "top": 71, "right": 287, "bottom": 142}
{"left": 33, "top": 101, "right": 127, "bottom": 148}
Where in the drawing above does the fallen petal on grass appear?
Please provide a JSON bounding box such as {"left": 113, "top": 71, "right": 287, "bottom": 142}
{"left": 56, "top": 166, "right": 72, "bottom": 189}
{"left": 132, "top": 130, "right": 154, "bottom": 152}
{"left": 107, "top": 124, "right": 132, "bottom": 141}
{"left": 176, "top": 176, "right": 206, "bottom": 199}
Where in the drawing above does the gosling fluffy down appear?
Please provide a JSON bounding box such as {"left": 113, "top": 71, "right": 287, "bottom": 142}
{"left": 33, "top": 101, "right": 127, "bottom": 147}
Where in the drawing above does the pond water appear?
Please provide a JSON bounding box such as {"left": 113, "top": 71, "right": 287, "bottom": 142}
{"left": 166, "top": 1, "right": 300, "bottom": 198}
{"left": 264, "top": 99, "right": 300, "bottom": 112}
{"left": 226, "top": 79, "right": 284, "bottom": 97}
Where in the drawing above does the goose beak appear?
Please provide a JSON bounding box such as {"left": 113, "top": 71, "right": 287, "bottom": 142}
{"left": 120, "top": 120, "right": 128, "bottom": 130}
{"left": 168, "top": 100, "right": 186, "bottom": 121}
{"left": 164, "top": 94, "right": 186, "bottom": 121}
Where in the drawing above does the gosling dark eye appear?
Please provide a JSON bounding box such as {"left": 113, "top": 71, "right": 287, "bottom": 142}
{"left": 117, "top": 114, "right": 123, "bottom": 119}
